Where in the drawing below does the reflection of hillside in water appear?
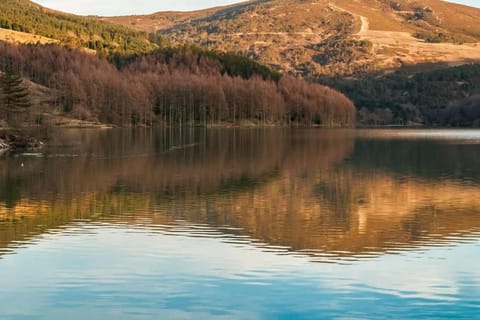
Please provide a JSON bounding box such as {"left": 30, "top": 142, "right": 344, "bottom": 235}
{"left": 1, "top": 129, "right": 480, "bottom": 260}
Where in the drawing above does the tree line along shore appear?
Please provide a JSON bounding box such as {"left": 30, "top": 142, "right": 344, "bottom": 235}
{"left": 0, "top": 42, "right": 356, "bottom": 135}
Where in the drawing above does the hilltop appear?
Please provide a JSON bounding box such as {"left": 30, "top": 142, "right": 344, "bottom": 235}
{"left": 105, "top": 0, "right": 480, "bottom": 76}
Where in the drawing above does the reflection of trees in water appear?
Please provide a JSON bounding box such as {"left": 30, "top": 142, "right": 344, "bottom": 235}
{"left": 0, "top": 129, "right": 353, "bottom": 249}
{"left": 1, "top": 129, "right": 480, "bottom": 259}
{"left": 0, "top": 129, "right": 353, "bottom": 203}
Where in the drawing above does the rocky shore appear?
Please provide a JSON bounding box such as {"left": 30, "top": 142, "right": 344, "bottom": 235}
{"left": 0, "top": 131, "right": 44, "bottom": 153}
{"left": 0, "top": 138, "right": 9, "bottom": 152}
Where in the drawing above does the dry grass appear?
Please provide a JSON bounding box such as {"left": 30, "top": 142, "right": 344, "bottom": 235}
{"left": 335, "top": 0, "right": 480, "bottom": 38}
{"left": 359, "top": 28, "right": 480, "bottom": 69}
{"left": 0, "top": 28, "right": 58, "bottom": 45}
{"left": 0, "top": 28, "right": 97, "bottom": 55}
{"left": 335, "top": 1, "right": 480, "bottom": 70}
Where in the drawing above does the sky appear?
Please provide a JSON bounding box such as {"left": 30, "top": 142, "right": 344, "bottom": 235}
{"left": 32, "top": 0, "right": 480, "bottom": 16}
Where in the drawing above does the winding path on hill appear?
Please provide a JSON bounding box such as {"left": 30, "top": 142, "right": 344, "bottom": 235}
{"left": 328, "top": 2, "right": 480, "bottom": 68}
{"left": 358, "top": 16, "right": 369, "bottom": 35}
{"left": 327, "top": 2, "right": 369, "bottom": 35}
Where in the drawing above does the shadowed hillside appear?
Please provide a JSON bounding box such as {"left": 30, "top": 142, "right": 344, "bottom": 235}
{"left": 322, "top": 63, "right": 480, "bottom": 126}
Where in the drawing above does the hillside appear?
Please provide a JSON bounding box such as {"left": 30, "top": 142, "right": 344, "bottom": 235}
{"left": 1, "top": 0, "right": 479, "bottom": 127}
{"left": 0, "top": 0, "right": 155, "bottom": 54}
{"left": 105, "top": 0, "right": 480, "bottom": 76}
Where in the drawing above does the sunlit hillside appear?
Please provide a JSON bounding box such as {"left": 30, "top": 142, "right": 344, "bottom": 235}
{"left": 105, "top": 0, "right": 480, "bottom": 76}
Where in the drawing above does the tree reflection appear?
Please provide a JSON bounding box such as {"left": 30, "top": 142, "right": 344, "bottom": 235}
{"left": 1, "top": 129, "right": 480, "bottom": 260}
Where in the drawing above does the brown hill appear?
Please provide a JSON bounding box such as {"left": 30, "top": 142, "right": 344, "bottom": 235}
{"left": 105, "top": 0, "right": 480, "bottom": 76}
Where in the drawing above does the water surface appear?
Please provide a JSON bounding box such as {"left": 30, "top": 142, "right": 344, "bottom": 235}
{"left": 0, "top": 128, "right": 479, "bottom": 319}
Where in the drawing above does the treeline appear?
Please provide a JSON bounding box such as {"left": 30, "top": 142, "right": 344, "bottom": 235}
{"left": 321, "top": 64, "right": 480, "bottom": 127}
{"left": 0, "top": 0, "right": 155, "bottom": 55}
{"left": 0, "top": 42, "right": 356, "bottom": 127}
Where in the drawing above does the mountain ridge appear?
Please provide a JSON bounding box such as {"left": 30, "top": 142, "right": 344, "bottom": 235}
{"left": 3, "top": 0, "right": 480, "bottom": 76}
{"left": 105, "top": 0, "right": 480, "bottom": 35}
{"left": 104, "top": 0, "right": 480, "bottom": 76}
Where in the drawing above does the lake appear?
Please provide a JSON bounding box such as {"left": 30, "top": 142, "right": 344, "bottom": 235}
{"left": 0, "top": 128, "right": 479, "bottom": 319}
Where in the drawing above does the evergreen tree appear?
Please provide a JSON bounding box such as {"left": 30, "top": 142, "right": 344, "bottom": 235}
{"left": 0, "top": 67, "right": 31, "bottom": 126}
{"left": 0, "top": 67, "right": 31, "bottom": 110}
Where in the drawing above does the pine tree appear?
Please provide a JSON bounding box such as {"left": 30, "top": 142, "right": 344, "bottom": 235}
{"left": 0, "top": 67, "right": 31, "bottom": 127}
{"left": 0, "top": 67, "right": 31, "bottom": 110}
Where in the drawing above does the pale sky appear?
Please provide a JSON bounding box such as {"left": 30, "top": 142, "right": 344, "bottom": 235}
{"left": 32, "top": 0, "right": 480, "bottom": 16}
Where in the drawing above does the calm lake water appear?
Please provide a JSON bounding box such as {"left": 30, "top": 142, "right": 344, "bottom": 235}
{"left": 1, "top": 128, "right": 480, "bottom": 319}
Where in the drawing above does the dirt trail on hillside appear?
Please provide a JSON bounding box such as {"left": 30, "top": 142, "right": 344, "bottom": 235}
{"left": 358, "top": 16, "right": 369, "bottom": 35}
{"left": 328, "top": 3, "right": 480, "bottom": 69}
{"left": 328, "top": 3, "right": 369, "bottom": 35}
